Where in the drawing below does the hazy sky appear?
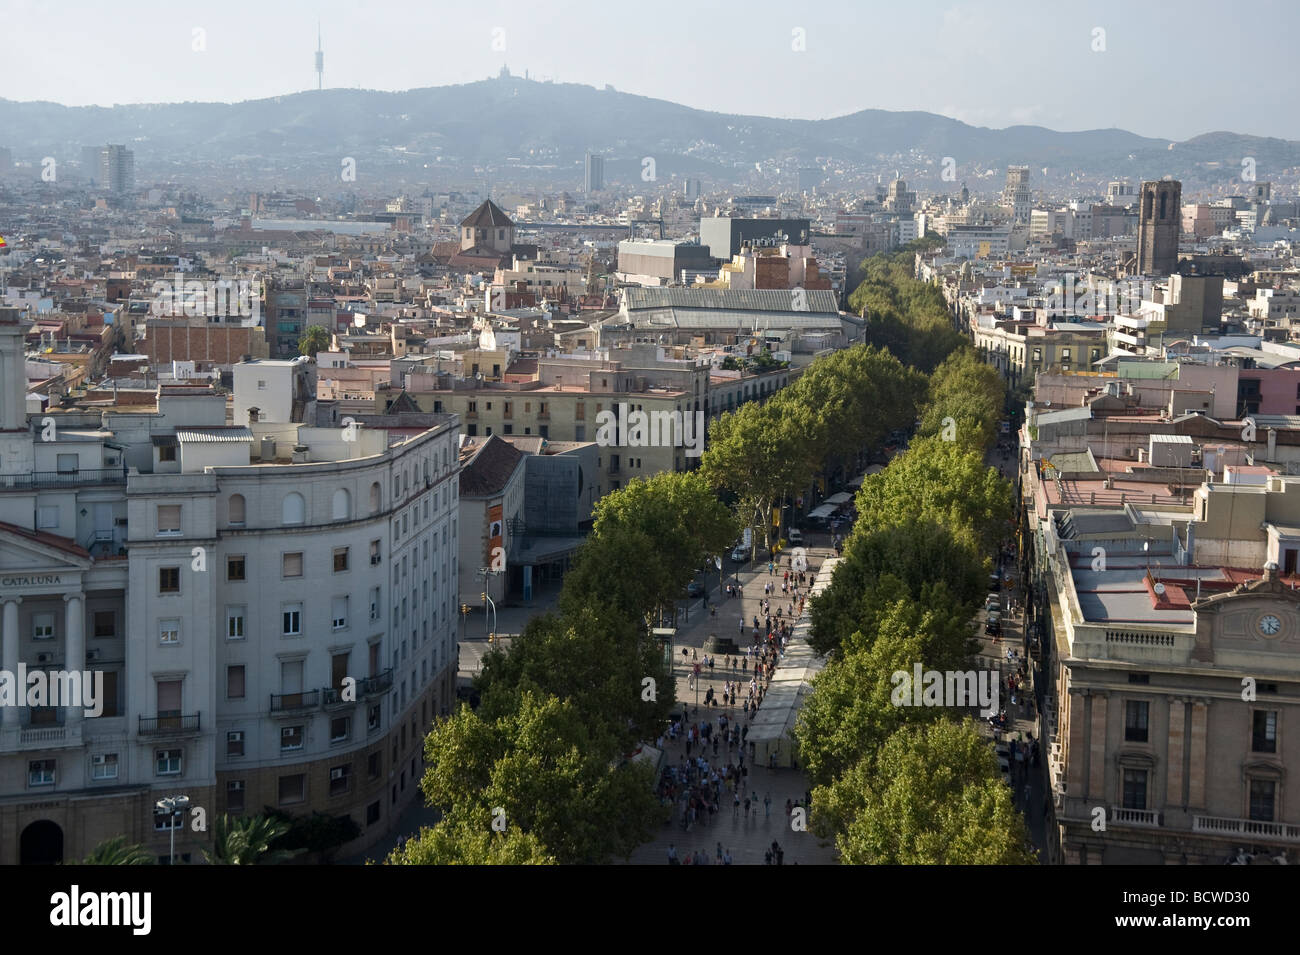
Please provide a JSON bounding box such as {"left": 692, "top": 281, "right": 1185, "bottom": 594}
{"left": 3, "top": 0, "right": 1298, "bottom": 141}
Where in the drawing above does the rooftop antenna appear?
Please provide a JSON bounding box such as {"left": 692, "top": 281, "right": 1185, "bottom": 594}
{"left": 315, "top": 22, "right": 324, "bottom": 91}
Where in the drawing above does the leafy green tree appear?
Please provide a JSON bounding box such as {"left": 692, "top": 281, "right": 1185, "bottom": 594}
{"left": 78, "top": 836, "right": 155, "bottom": 865}
{"left": 560, "top": 471, "right": 735, "bottom": 625}
{"left": 816, "top": 719, "right": 1035, "bottom": 865}
{"left": 476, "top": 602, "right": 674, "bottom": 751}
{"left": 809, "top": 523, "right": 984, "bottom": 654}
{"left": 700, "top": 400, "right": 809, "bottom": 554}
{"left": 854, "top": 436, "right": 1012, "bottom": 556}
{"left": 298, "top": 324, "right": 331, "bottom": 358}
{"left": 384, "top": 809, "right": 555, "bottom": 865}
{"left": 203, "top": 814, "right": 305, "bottom": 865}
{"left": 420, "top": 693, "right": 659, "bottom": 865}
{"left": 920, "top": 347, "right": 1006, "bottom": 453}
{"left": 796, "top": 609, "right": 951, "bottom": 788}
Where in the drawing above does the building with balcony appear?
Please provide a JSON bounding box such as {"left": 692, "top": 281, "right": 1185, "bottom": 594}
{"left": 0, "top": 307, "right": 460, "bottom": 863}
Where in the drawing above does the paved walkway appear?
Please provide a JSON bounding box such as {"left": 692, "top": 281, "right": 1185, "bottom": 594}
{"left": 626, "top": 545, "right": 839, "bottom": 865}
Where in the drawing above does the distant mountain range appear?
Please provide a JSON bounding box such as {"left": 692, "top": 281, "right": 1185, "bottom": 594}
{"left": 3, "top": 76, "right": 1298, "bottom": 184}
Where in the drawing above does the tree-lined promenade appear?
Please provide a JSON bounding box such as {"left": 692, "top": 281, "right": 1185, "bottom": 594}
{"left": 390, "top": 239, "right": 1033, "bottom": 864}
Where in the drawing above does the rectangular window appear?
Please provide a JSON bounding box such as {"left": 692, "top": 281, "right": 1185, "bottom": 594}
{"left": 29, "top": 759, "right": 55, "bottom": 786}
{"left": 1124, "top": 700, "right": 1149, "bottom": 742}
{"left": 282, "top": 552, "right": 303, "bottom": 578}
{"left": 157, "top": 679, "right": 182, "bottom": 715}
{"left": 226, "top": 665, "right": 246, "bottom": 700}
{"left": 1121, "top": 768, "right": 1147, "bottom": 810}
{"left": 329, "top": 764, "right": 352, "bottom": 796}
{"left": 56, "top": 453, "right": 79, "bottom": 474}
{"left": 331, "top": 716, "right": 351, "bottom": 743}
{"left": 366, "top": 801, "right": 381, "bottom": 825}
{"left": 227, "top": 731, "right": 245, "bottom": 758}
{"left": 282, "top": 604, "right": 302, "bottom": 636}
{"left": 332, "top": 596, "right": 349, "bottom": 630}
{"left": 227, "top": 780, "right": 245, "bottom": 813}
{"left": 278, "top": 774, "right": 306, "bottom": 805}
{"left": 1252, "top": 711, "right": 1278, "bottom": 753}
{"left": 157, "top": 504, "right": 181, "bottom": 535}
{"left": 227, "top": 555, "right": 246, "bottom": 581}
{"left": 227, "top": 606, "right": 246, "bottom": 640}
{"left": 368, "top": 751, "right": 382, "bottom": 778}
{"left": 156, "top": 748, "right": 182, "bottom": 775}
{"left": 37, "top": 505, "right": 59, "bottom": 529}
{"left": 159, "top": 619, "right": 181, "bottom": 645}
{"left": 334, "top": 547, "right": 349, "bottom": 572}
{"left": 32, "top": 613, "right": 54, "bottom": 640}
{"left": 93, "top": 611, "right": 115, "bottom": 639}
{"left": 91, "top": 753, "right": 118, "bottom": 780}
{"left": 158, "top": 566, "right": 181, "bottom": 594}
{"left": 281, "top": 725, "right": 304, "bottom": 751}
{"left": 1249, "top": 779, "right": 1276, "bottom": 822}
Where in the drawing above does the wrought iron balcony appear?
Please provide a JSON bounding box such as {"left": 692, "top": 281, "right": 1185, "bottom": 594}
{"left": 357, "top": 669, "right": 393, "bottom": 697}
{"left": 139, "top": 712, "right": 201, "bottom": 735}
{"left": 321, "top": 686, "right": 357, "bottom": 708}
{"left": 270, "top": 690, "right": 320, "bottom": 713}
{"left": 0, "top": 468, "right": 128, "bottom": 490}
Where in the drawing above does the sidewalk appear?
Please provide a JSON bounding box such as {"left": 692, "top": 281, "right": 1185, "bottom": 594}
{"left": 626, "top": 547, "right": 839, "bottom": 865}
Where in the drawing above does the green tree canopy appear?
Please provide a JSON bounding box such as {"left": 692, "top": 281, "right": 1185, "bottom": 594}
{"left": 816, "top": 719, "right": 1036, "bottom": 865}
{"left": 419, "top": 693, "right": 659, "bottom": 864}
{"left": 298, "top": 324, "right": 331, "bottom": 358}
{"left": 384, "top": 809, "right": 555, "bottom": 865}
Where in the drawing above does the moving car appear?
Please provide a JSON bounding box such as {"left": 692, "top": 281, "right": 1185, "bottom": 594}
{"left": 787, "top": 528, "right": 803, "bottom": 546}
{"left": 730, "top": 545, "right": 750, "bottom": 563}
{"left": 686, "top": 580, "right": 705, "bottom": 598}
{"left": 985, "top": 612, "right": 1002, "bottom": 636}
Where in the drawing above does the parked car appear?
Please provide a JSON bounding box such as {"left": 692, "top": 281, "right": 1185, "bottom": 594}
{"left": 730, "top": 545, "right": 750, "bottom": 563}
{"left": 686, "top": 580, "right": 705, "bottom": 598}
{"left": 986, "top": 593, "right": 1001, "bottom": 613}
{"left": 985, "top": 612, "right": 1002, "bottom": 636}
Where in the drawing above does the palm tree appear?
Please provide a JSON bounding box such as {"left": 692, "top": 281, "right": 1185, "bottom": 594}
{"left": 79, "top": 836, "right": 155, "bottom": 865}
{"left": 203, "top": 814, "right": 304, "bottom": 865}
{"left": 298, "top": 324, "right": 331, "bottom": 358}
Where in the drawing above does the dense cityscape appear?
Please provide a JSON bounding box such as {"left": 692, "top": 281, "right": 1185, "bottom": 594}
{"left": 0, "top": 5, "right": 1294, "bottom": 926}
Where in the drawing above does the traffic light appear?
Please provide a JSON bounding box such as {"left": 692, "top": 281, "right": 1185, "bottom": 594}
{"left": 480, "top": 592, "right": 486, "bottom": 602}
{"left": 488, "top": 632, "right": 495, "bottom": 644}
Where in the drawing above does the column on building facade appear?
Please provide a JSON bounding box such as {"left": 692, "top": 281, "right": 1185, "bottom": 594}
{"left": 1087, "top": 691, "right": 1108, "bottom": 801}
{"left": 63, "top": 594, "right": 84, "bottom": 727}
{"left": 1166, "top": 697, "right": 1187, "bottom": 811}
{"left": 1188, "top": 699, "right": 1210, "bottom": 810}
{"left": 1, "top": 598, "right": 19, "bottom": 727}
{"left": 1066, "top": 690, "right": 1087, "bottom": 796}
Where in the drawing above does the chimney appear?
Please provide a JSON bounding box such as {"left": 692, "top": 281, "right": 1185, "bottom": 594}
{"left": 248, "top": 406, "right": 260, "bottom": 424}
{"left": 1263, "top": 561, "right": 1278, "bottom": 584}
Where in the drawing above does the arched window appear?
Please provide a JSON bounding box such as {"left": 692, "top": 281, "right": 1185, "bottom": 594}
{"left": 282, "top": 492, "right": 306, "bottom": 525}
{"left": 332, "top": 488, "right": 351, "bottom": 521}
{"left": 369, "top": 482, "right": 382, "bottom": 514}
{"left": 229, "top": 494, "right": 246, "bottom": 526}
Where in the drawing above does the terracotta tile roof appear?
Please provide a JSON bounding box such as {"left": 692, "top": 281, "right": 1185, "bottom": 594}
{"left": 0, "top": 521, "right": 91, "bottom": 560}
{"left": 459, "top": 434, "right": 525, "bottom": 497}
{"left": 460, "top": 200, "right": 514, "bottom": 230}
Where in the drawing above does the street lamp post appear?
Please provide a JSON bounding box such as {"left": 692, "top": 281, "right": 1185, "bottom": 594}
{"left": 155, "top": 794, "right": 190, "bottom": 866}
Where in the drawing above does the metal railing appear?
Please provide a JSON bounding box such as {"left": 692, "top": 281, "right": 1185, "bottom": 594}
{"left": 357, "top": 669, "right": 393, "bottom": 697}
{"left": 270, "top": 690, "right": 320, "bottom": 712}
{"left": 139, "top": 713, "right": 201, "bottom": 734}
{"left": 0, "top": 468, "right": 127, "bottom": 490}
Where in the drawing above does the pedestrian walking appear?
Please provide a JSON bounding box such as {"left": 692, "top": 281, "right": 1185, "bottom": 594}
{"left": 764, "top": 793, "right": 771, "bottom": 817}
{"left": 668, "top": 844, "right": 678, "bottom": 865}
